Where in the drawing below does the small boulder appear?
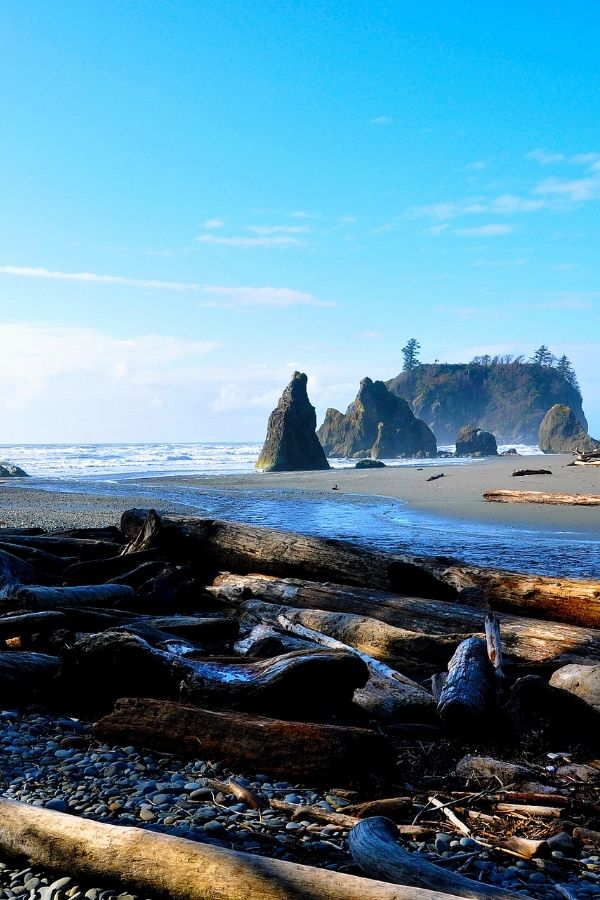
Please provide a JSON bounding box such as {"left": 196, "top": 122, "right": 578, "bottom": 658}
{"left": 538, "top": 404, "right": 600, "bottom": 454}
{"left": 454, "top": 426, "right": 498, "bottom": 457}
{"left": 0, "top": 463, "right": 28, "bottom": 477}
{"left": 549, "top": 664, "right": 600, "bottom": 714}
{"left": 256, "top": 372, "right": 330, "bottom": 472}
{"left": 355, "top": 458, "right": 386, "bottom": 469}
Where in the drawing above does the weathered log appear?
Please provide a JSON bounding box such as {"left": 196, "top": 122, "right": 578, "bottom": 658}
{"left": 484, "top": 613, "right": 505, "bottom": 690}
{"left": 50, "top": 525, "right": 124, "bottom": 542}
{"left": 148, "top": 615, "right": 239, "bottom": 643}
{"left": 573, "top": 826, "right": 600, "bottom": 846}
{"left": 0, "top": 527, "right": 45, "bottom": 536}
{"left": 474, "top": 835, "right": 548, "bottom": 860}
{"left": 0, "top": 542, "right": 74, "bottom": 576}
{"left": 511, "top": 469, "right": 552, "bottom": 476}
{"left": 121, "top": 509, "right": 457, "bottom": 599}
{"left": 122, "top": 508, "right": 165, "bottom": 554}
{"left": 484, "top": 489, "right": 600, "bottom": 506}
{"left": 437, "top": 638, "right": 495, "bottom": 730}
{"left": 455, "top": 756, "right": 536, "bottom": 786}
{"left": 213, "top": 573, "right": 600, "bottom": 665}
{"left": 138, "top": 565, "right": 218, "bottom": 613}
{"left": 0, "top": 584, "right": 135, "bottom": 614}
{"left": 549, "top": 663, "right": 600, "bottom": 712}
{"left": 62, "top": 550, "right": 161, "bottom": 586}
{"left": 343, "top": 797, "right": 413, "bottom": 821}
{"left": 0, "top": 610, "right": 68, "bottom": 639}
{"left": 126, "top": 510, "right": 600, "bottom": 627}
{"left": 241, "top": 598, "right": 470, "bottom": 676}
{"left": 349, "top": 817, "right": 520, "bottom": 899}
{"left": 493, "top": 803, "right": 562, "bottom": 818}
{"left": 0, "top": 549, "right": 39, "bottom": 586}
{"left": 0, "top": 799, "right": 468, "bottom": 900}
{"left": 234, "top": 624, "right": 315, "bottom": 657}
{"left": 181, "top": 648, "right": 369, "bottom": 718}
{"left": 504, "top": 674, "right": 600, "bottom": 745}
{"left": 107, "top": 560, "right": 166, "bottom": 589}
{"left": 0, "top": 534, "right": 122, "bottom": 558}
{"left": 0, "top": 650, "right": 60, "bottom": 699}
{"left": 95, "top": 697, "right": 395, "bottom": 784}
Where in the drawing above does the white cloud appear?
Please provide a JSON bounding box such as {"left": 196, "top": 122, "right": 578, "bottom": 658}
{"left": 453, "top": 224, "right": 514, "bottom": 236}
{"left": 202, "top": 218, "right": 225, "bottom": 229}
{"left": 370, "top": 115, "right": 393, "bottom": 125}
{"left": 489, "top": 194, "right": 546, "bottom": 214}
{"left": 526, "top": 149, "right": 565, "bottom": 165}
{"left": 534, "top": 173, "right": 600, "bottom": 203}
{"left": 357, "top": 330, "right": 382, "bottom": 340}
{"left": 465, "top": 160, "right": 486, "bottom": 171}
{"left": 196, "top": 233, "right": 306, "bottom": 248}
{"left": 244, "top": 225, "right": 309, "bottom": 235}
{"left": 0, "top": 265, "right": 329, "bottom": 307}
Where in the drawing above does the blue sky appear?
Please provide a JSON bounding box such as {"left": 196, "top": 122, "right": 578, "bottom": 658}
{"left": 1, "top": 1, "right": 599, "bottom": 441}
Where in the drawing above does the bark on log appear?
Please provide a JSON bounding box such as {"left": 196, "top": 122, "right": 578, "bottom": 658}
{"left": 348, "top": 817, "right": 520, "bottom": 899}
{"left": 0, "top": 584, "right": 136, "bottom": 614}
{"left": 0, "top": 542, "right": 74, "bottom": 576}
{"left": 0, "top": 549, "right": 39, "bottom": 586}
{"left": 343, "top": 797, "right": 413, "bottom": 821}
{"left": 0, "top": 650, "right": 60, "bottom": 698}
{"left": 455, "top": 756, "right": 536, "bottom": 786}
{"left": 0, "top": 534, "right": 122, "bottom": 559}
{"left": 50, "top": 526, "right": 124, "bottom": 542}
{"left": 213, "top": 573, "right": 600, "bottom": 666}
{"left": 234, "top": 624, "right": 315, "bottom": 657}
{"left": 121, "top": 509, "right": 457, "bottom": 600}
{"left": 62, "top": 550, "right": 162, "bottom": 586}
{"left": 484, "top": 490, "right": 600, "bottom": 507}
{"left": 95, "top": 697, "right": 395, "bottom": 784}
{"left": 0, "top": 610, "right": 68, "bottom": 639}
{"left": 0, "top": 799, "right": 472, "bottom": 900}
{"left": 147, "top": 615, "right": 240, "bottom": 643}
{"left": 437, "top": 639, "right": 495, "bottom": 730}
{"left": 107, "top": 560, "right": 166, "bottom": 589}
{"left": 181, "top": 648, "right": 369, "bottom": 718}
{"left": 485, "top": 613, "right": 505, "bottom": 690}
{"left": 511, "top": 469, "right": 552, "bottom": 477}
{"left": 240, "top": 598, "right": 469, "bottom": 676}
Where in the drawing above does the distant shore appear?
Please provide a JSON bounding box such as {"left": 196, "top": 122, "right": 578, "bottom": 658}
{"left": 1, "top": 453, "right": 599, "bottom": 535}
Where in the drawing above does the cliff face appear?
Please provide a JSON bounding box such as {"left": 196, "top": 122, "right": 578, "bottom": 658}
{"left": 387, "top": 363, "right": 586, "bottom": 444}
{"left": 538, "top": 404, "right": 600, "bottom": 454}
{"left": 256, "top": 372, "right": 330, "bottom": 472}
{"left": 317, "top": 377, "right": 437, "bottom": 459}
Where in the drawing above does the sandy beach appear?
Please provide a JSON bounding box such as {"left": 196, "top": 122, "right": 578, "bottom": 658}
{"left": 0, "top": 453, "right": 599, "bottom": 535}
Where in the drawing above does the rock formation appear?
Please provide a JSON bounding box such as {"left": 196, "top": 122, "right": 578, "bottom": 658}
{"left": 256, "top": 372, "right": 330, "bottom": 472}
{"left": 355, "top": 459, "right": 386, "bottom": 469}
{"left": 317, "top": 377, "right": 436, "bottom": 459}
{"left": 454, "top": 426, "right": 498, "bottom": 457}
{"left": 538, "top": 404, "right": 600, "bottom": 454}
{"left": 387, "top": 362, "right": 586, "bottom": 444}
{"left": 0, "top": 463, "right": 28, "bottom": 477}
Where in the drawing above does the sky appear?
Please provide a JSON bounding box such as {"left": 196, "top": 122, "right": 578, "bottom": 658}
{"left": 1, "top": 1, "right": 600, "bottom": 442}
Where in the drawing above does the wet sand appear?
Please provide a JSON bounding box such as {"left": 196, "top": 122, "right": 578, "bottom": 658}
{"left": 0, "top": 453, "right": 599, "bottom": 535}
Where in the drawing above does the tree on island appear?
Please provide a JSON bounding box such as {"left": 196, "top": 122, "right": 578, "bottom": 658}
{"left": 401, "top": 338, "right": 421, "bottom": 372}
{"left": 556, "top": 354, "right": 581, "bottom": 394}
{"left": 531, "top": 345, "right": 556, "bottom": 367}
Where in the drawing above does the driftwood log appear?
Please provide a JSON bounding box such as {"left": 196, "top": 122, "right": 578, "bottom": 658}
{"left": 437, "top": 638, "right": 495, "bottom": 730}
{"left": 95, "top": 697, "right": 395, "bottom": 784}
{"left": 0, "top": 584, "right": 136, "bottom": 614}
{"left": 484, "top": 489, "right": 600, "bottom": 507}
{"left": 0, "top": 610, "right": 68, "bottom": 639}
{"left": 348, "top": 817, "right": 520, "bottom": 899}
{"left": 0, "top": 800, "right": 469, "bottom": 900}
{"left": 63, "top": 549, "right": 161, "bottom": 585}
{"left": 211, "top": 574, "right": 600, "bottom": 665}
{"left": 0, "top": 650, "right": 60, "bottom": 698}
{"left": 511, "top": 469, "right": 552, "bottom": 477}
{"left": 124, "top": 510, "right": 600, "bottom": 627}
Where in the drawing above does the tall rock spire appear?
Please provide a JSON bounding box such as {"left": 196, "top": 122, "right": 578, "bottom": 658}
{"left": 256, "top": 372, "right": 330, "bottom": 472}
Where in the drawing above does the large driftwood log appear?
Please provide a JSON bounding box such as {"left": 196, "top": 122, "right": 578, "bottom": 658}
{"left": 121, "top": 509, "right": 457, "bottom": 599}
{"left": 95, "top": 697, "right": 395, "bottom": 784}
{"left": 0, "top": 541, "right": 74, "bottom": 576}
{"left": 0, "top": 534, "right": 122, "bottom": 559}
{"left": 62, "top": 549, "right": 162, "bottom": 585}
{"left": 0, "top": 584, "right": 136, "bottom": 614}
{"left": 0, "top": 610, "right": 68, "bottom": 639}
{"left": 124, "top": 510, "right": 600, "bottom": 627}
{"left": 348, "top": 817, "right": 519, "bottom": 899}
{"left": 0, "top": 549, "right": 39, "bottom": 586}
{"left": 437, "top": 638, "right": 495, "bottom": 730}
{"left": 241, "top": 598, "right": 471, "bottom": 675}
{"left": 0, "top": 800, "right": 463, "bottom": 900}
{"left": 212, "top": 574, "right": 600, "bottom": 666}
{"left": 0, "top": 650, "right": 60, "bottom": 698}
{"left": 484, "top": 489, "right": 600, "bottom": 507}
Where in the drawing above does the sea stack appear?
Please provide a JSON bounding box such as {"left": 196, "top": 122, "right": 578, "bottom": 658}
{"left": 317, "top": 377, "right": 437, "bottom": 459}
{"left": 256, "top": 372, "right": 330, "bottom": 472}
{"left": 454, "top": 426, "right": 498, "bottom": 457}
{"left": 539, "top": 404, "right": 600, "bottom": 454}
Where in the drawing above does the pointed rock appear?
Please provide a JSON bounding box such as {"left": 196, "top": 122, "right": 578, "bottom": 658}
{"left": 318, "top": 377, "right": 436, "bottom": 459}
{"left": 539, "top": 404, "right": 600, "bottom": 454}
{"left": 256, "top": 372, "right": 330, "bottom": 472}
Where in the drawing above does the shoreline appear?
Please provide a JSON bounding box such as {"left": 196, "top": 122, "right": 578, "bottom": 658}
{"left": 1, "top": 453, "right": 599, "bottom": 536}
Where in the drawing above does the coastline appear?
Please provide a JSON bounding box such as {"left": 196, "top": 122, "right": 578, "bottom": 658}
{"left": 1, "top": 453, "right": 599, "bottom": 534}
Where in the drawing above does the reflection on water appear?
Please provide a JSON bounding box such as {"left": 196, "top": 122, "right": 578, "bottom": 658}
{"left": 17, "top": 475, "right": 599, "bottom": 579}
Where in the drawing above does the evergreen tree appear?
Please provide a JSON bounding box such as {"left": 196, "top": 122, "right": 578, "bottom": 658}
{"left": 531, "top": 345, "right": 556, "bottom": 366}
{"left": 556, "top": 354, "right": 581, "bottom": 393}
{"left": 402, "top": 338, "right": 421, "bottom": 371}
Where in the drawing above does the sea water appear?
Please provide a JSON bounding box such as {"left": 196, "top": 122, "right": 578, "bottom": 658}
{"left": 1, "top": 442, "right": 597, "bottom": 578}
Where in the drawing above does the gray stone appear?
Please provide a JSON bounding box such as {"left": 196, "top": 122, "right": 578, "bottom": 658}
{"left": 454, "top": 425, "right": 498, "bottom": 457}
{"left": 256, "top": 372, "right": 329, "bottom": 472}
{"left": 539, "top": 404, "right": 600, "bottom": 454}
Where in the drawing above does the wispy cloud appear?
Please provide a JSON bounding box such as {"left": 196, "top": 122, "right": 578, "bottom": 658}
{"left": 525, "top": 149, "right": 565, "bottom": 165}
{"left": 453, "top": 224, "right": 514, "bottom": 237}
{"left": 357, "top": 330, "right": 382, "bottom": 340}
{"left": 0, "top": 265, "right": 330, "bottom": 307}
{"left": 370, "top": 115, "right": 393, "bottom": 125}
{"left": 196, "top": 233, "right": 306, "bottom": 248}
{"left": 244, "top": 224, "right": 309, "bottom": 236}
{"left": 534, "top": 172, "right": 600, "bottom": 203}
{"left": 202, "top": 218, "right": 225, "bottom": 229}
{"left": 465, "top": 160, "right": 486, "bottom": 172}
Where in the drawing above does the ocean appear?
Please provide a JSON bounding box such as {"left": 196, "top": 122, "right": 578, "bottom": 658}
{"left": 1, "top": 442, "right": 597, "bottom": 579}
